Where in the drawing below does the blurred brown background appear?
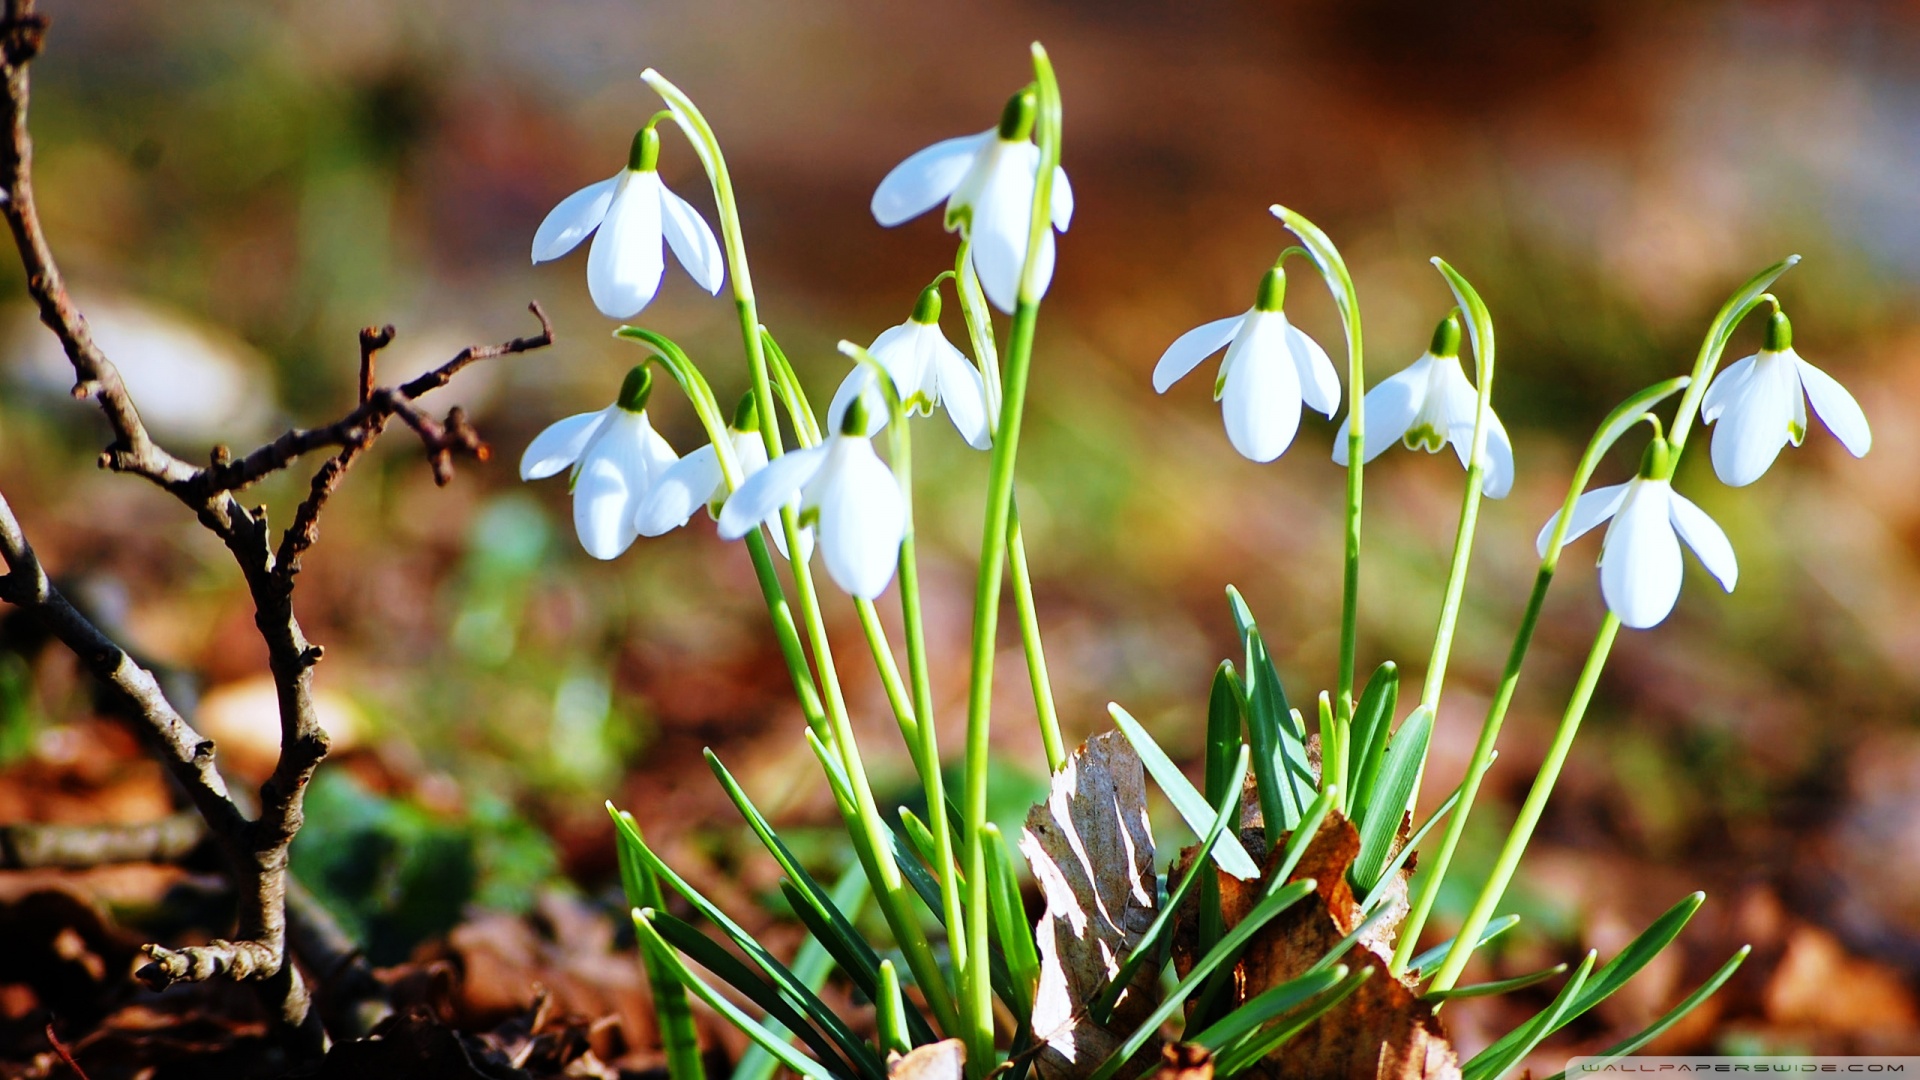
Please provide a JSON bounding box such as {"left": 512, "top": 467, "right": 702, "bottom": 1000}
{"left": 3, "top": 0, "right": 1919, "bottom": 1065}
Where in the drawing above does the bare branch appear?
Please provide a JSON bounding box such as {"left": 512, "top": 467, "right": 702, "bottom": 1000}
{"left": 0, "top": 811, "right": 206, "bottom": 869}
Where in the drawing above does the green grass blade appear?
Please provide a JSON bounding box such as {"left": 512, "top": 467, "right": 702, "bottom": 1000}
{"left": 1345, "top": 662, "right": 1400, "bottom": 823}
{"left": 609, "top": 807, "right": 705, "bottom": 1080}
{"left": 1091, "top": 745, "right": 1250, "bottom": 1024}
{"left": 876, "top": 959, "right": 911, "bottom": 1058}
{"left": 1189, "top": 966, "right": 1346, "bottom": 1052}
{"left": 1350, "top": 706, "right": 1433, "bottom": 893}
{"left": 1424, "top": 962, "right": 1569, "bottom": 1002}
{"left": 1544, "top": 946, "right": 1750, "bottom": 1080}
{"left": 899, "top": 807, "right": 940, "bottom": 874}
{"left": 633, "top": 909, "right": 838, "bottom": 1080}
{"left": 1087, "top": 879, "right": 1317, "bottom": 1080}
{"left": 1107, "top": 702, "right": 1260, "bottom": 880}
{"left": 1205, "top": 661, "right": 1245, "bottom": 812}
{"left": 1358, "top": 774, "right": 1467, "bottom": 915}
{"left": 612, "top": 810, "right": 883, "bottom": 1078}
{"left": 738, "top": 871, "right": 873, "bottom": 1080}
{"left": 1409, "top": 913, "right": 1521, "bottom": 979}
{"left": 984, "top": 823, "right": 1040, "bottom": 1020}
{"left": 1463, "top": 951, "right": 1596, "bottom": 1080}
{"left": 1213, "top": 967, "right": 1374, "bottom": 1074}
{"left": 1226, "top": 588, "right": 1315, "bottom": 838}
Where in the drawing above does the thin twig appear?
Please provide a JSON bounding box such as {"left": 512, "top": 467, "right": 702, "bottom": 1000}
{"left": 0, "top": 812, "right": 206, "bottom": 869}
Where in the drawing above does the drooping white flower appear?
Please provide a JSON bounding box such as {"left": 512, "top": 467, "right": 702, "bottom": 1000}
{"left": 1331, "top": 313, "right": 1515, "bottom": 497}
{"left": 1701, "top": 309, "right": 1870, "bottom": 487}
{"left": 826, "top": 285, "right": 992, "bottom": 450}
{"left": 531, "top": 126, "right": 724, "bottom": 319}
{"left": 634, "top": 394, "right": 813, "bottom": 562}
{"left": 1151, "top": 267, "right": 1341, "bottom": 463}
{"left": 520, "top": 366, "right": 680, "bottom": 561}
{"left": 717, "top": 399, "right": 907, "bottom": 599}
{"left": 871, "top": 89, "right": 1073, "bottom": 314}
{"left": 1537, "top": 440, "right": 1737, "bottom": 629}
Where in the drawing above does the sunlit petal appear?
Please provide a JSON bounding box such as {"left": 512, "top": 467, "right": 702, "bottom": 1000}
{"left": 1537, "top": 481, "right": 1630, "bottom": 557}
{"left": 1600, "top": 480, "right": 1683, "bottom": 629}
{"left": 717, "top": 445, "right": 828, "bottom": 539}
{"left": 871, "top": 131, "right": 993, "bottom": 227}
{"left": 531, "top": 175, "right": 618, "bottom": 264}
{"left": 1220, "top": 314, "right": 1302, "bottom": 463}
{"left": 1708, "top": 352, "right": 1796, "bottom": 487}
{"left": 1794, "top": 354, "right": 1872, "bottom": 458}
{"left": 1050, "top": 165, "right": 1074, "bottom": 231}
{"left": 1332, "top": 354, "right": 1427, "bottom": 466}
{"left": 586, "top": 172, "right": 667, "bottom": 319}
{"left": 657, "top": 180, "right": 725, "bottom": 295}
{"left": 1667, "top": 489, "right": 1738, "bottom": 592}
{"left": 636, "top": 442, "right": 722, "bottom": 536}
{"left": 571, "top": 412, "right": 651, "bottom": 560}
{"left": 813, "top": 440, "right": 907, "bottom": 599}
{"left": 1701, "top": 353, "right": 1756, "bottom": 423}
{"left": 1285, "top": 319, "right": 1341, "bottom": 418}
{"left": 926, "top": 334, "right": 993, "bottom": 449}
{"left": 520, "top": 409, "right": 609, "bottom": 480}
{"left": 1153, "top": 315, "right": 1245, "bottom": 394}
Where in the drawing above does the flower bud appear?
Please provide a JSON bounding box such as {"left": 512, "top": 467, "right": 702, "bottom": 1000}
{"left": 1429, "top": 312, "right": 1463, "bottom": 358}
{"left": 1255, "top": 267, "right": 1286, "bottom": 313}
{"left": 616, "top": 365, "right": 654, "bottom": 413}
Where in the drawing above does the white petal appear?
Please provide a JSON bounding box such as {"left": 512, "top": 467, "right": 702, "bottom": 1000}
{"left": 636, "top": 442, "right": 723, "bottom": 536}
{"left": 870, "top": 321, "right": 929, "bottom": 399}
{"left": 1332, "top": 355, "right": 1428, "bottom": 466}
{"left": 826, "top": 367, "right": 889, "bottom": 440}
{"left": 1219, "top": 313, "right": 1302, "bottom": 463}
{"left": 1536, "top": 482, "right": 1630, "bottom": 557}
{"left": 531, "top": 175, "right": 618, "bottom": 264}
{"left": 812, "top": 440, "right": 907, "bottom": 599}
{"left": 1666, "top": 489, "right": 1738, "bottom": 592}
{"left": 520, "top": 408, "right": 609, "bottom": 480}
{"left": 1794, "top": 355, "right": 1872, "bottom": 458}
{"left": 1435, "top": 361, "right": 1514, "bottom": 497}
{"left": 766, "top": 517, "right": 813, "bottom": 563}
{"left": 586, "top": 172, "right": 667, "bottom": 319}
{"left": 926, "top": 333, "right": 993, "bottom": 449}
{"left": 1701, "top": 353, "right": 1756, "bottom": 423}
{"left": 571, "top": 412, "right": 651, "bottom": 560}
{"left": 970, "top": 144, "right": 1047, "bottom": 313}
{"left": 657, "top": 180, "right": 725, "bottom": 295}
{"left": 871, "top": 131, "right": 992, "bottom": 227}
{"left": 1709, "top": 352, "right": 1796, "bottom": 487}
{"left": 717, "top": 445, "right": 828, "bottom": 540}
{"left": 1050, "top": 165, "right": 1074, "bottom": 231}
{"left": 1474, "top": 411, "right": 1516, "bottom": 499}
{"left": 1285, "top": 320, "right": 1342, "bottom": 418}
{"left": 1599, "top": 480, "right": 1683, "bottom": 630}
{"left": 1153, "top": 315, "right": 1245, "bottom": 394}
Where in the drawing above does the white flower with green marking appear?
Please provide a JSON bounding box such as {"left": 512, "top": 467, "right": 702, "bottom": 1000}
{"left": 1332, "top": 312, "right": 1514, "bottom": 497}
{"left": 635, "top": 394, "right": 812, "bottom": 562}
{"left": 717, "top": 399, "right": 907, "bottom": 599}
{"left": 519, "top": 367, "right": 680, "bottom": 561}
{"left": 1152, "top": 267, "right": 1341, "bottom": 463}
{"left": 531, "top": 126, "right": 723, "bottom": 319}
{"left": 827, "top": 285, "right": 992, "bottom": 450}
{"left": 1702, "top": 309, "right": 1870, "bottom": 487}
{"left": 871, "top": 89, "right": 1073, "bottom": 314}
{"left": 1539, "top": 439, "right": 1737, "bottom": 629}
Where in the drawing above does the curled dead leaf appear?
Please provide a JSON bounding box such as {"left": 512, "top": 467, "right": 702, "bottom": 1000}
{"left": 888, "top": 1037, "right": 966, "bottom": 1080}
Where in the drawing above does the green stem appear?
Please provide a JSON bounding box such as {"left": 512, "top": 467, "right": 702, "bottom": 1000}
{"left": 854, "top": 599, "right": 919, "bottom": 749}
{"left": 961, "top": 44, "right": 1061, "bottom": 1076}
{"left": 1428, "top": 613, "right": 1619, "bottom": 993}
{"left": 644, "top": 70, "right": 957, "bottom": 1034}
{"left": 1009, "top": 505, "right": 1064, "bottom": 771}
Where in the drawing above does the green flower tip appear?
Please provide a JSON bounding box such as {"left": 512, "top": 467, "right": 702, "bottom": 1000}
{"left": 616, "top": 365, "right": 654, "bottom": 412}
{"left": 1637, "top": 435, "right": 1672, "bottom": 479}
{"left": 731, "top": 391, "right": 759, "bottom": 433}
{"left": 839, "top": 393, "right": 870, "bottom": 436}
{"left": 998, "top": 86, "right": 1038, "bottom": 142}
{"left": 1429, "top": 312, "right": 1463, "bottom": 358}
{"left": 1763, "top": 308, "right": 1793, "bottom": 353}
{"left": 628, "top": 125, "right": 661, "bottom": 172}
{"left": 912, "top": 282, "right": 943, "bottom": 325}
{"left": 1256, "top": 266, "right": 1287, "bottom": 313}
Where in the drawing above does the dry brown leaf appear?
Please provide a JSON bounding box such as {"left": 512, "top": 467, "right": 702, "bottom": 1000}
{"left": 1764, "top": 925, "right": 1919, "bottom": 1034}
{"left": 1159, "top": 1042, "right": 1215, "bottom": 1080}
{"left": 888, "top": 1037, "right": 966, "bottom": 1080}
{"left": 1020, "top": 731, "right": 1163, "bottom": 1080}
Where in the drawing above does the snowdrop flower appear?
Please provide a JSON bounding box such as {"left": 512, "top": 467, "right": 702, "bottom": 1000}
{"left": 1702, "top": 309, "right": 1871, "bottom": 487}
{"left": 1331, "top": 313, "right": 1515, "bottom": 497}
{"left": 1151, "top": 267, "right": 1341, "bottom": 463}
{"left": 826, "top": 284, "right": 992, "bottom": 449}
{"left": 871, "top": 89, "right": 1073, "bottom": 314}
{"left": 718, "top": 398, "right": 907, "bottom": 599}
{"left": 1537, "top": 439, "right": 1737, "bottom": 629}
{"left": 531, "top": 125, "right": 724, "bottom": 319}
{"left": 520, "top": 366, "right": 680, "bottom": 561}
{"left": 634, "top": 394, "right": 813, "bottom": 562}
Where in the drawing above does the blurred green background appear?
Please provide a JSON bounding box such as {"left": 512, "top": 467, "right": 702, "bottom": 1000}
{"left": 3, "top": 0, "right": 1918, "bottom": 1058}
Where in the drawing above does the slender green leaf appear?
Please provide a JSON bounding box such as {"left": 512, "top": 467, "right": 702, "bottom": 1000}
{"left": 984, "top": 823, "right": 1040, "bottom": 1020}
{"left": 1345, "top": 662, "right": 1400, "bottom": 823}
{"left": 1359, "top": 774, "right": 1467, "bottom": 914}
{"left": 876, "top": 959, "right": 911, "bottom": 1058}
{"left": 1543, "top": 946, "right": 1750, "bottom": 1080}
{"left": 1464, "top": 951, "right": 1596, "bottom": 1080}
{"left": 737, "top": 871, "right": 873, "bottom": 1080}
{"left": 1424, "top": 962, "right": 1569, "bottom": 1002}
{"left": 1226, "top": 588, "right": 1315, "bottom": 837}
{"left": 609, "top": 807, "right": 705, "bottom": 1080}
{"left": 1409, "top": 914, "right": 1522, "bottom": 979}
{"left": 1087, "top": 879, "right": 1317, "bottom": 1080}
{"left": 1214, "top": 968, "right": 1375, "bottom": 1074}
{"left": 1108, "top": 702, "right": 1260, "bottom": 880}
{"left": 1091, "top": 745, "right": 1250, "bottom": 1025}
{"left": 1307, "top": 904, "right": 1394, "bottom": 976}
{"left": 899, "top": 807, "right": 940, "bottom": 876}
{"left": 633, "top": 909, "right": 837, "bottom": 1080}
{"left": 1204, "top": 662, "right": 1245, "bottom": 811}
{"left": 1189, "top": 967, "right": 1346, "bottom": 1052}
{"left": 1351, "top": 706, "right": 1432, "bottom": 892}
